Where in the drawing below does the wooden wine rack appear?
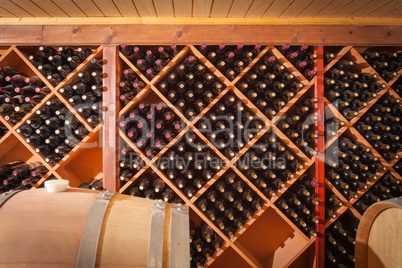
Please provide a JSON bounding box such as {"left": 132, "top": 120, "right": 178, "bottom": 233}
{"left": 0, "top": 42, "right": 401, "bottom": 268}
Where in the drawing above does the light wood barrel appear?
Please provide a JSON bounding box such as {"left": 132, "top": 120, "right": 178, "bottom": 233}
{"left": 0, "top": 188, "right": 189, "bottom": 268}
{"left": 355, "top": 197, "right": 402, "bottom": 268}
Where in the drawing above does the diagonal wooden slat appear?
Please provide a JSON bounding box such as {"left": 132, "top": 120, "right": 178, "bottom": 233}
{"left": 52, "top": 0, "right": 87, "bottom": 17}
{"left": 32, "top": 0, "right": 69, "bottom": 17}
{"left": 193, "top": 0, "right": 213, "bottom": 17}
{"left": 227, "top": 0, "right": 253, "bottom": 18}
{"left": 280, "top": 0, "right": 315, "bottom": 18}
{"left": 210, "top": 0, "right": 233, "bottom": 18}
{"left": 173, "top": 0, "right": 192, "bottom": 17}
{"left": 113, "top": 0, "right": 139, "bottom": 17}
{"left": 154, "top": 0, "right": 174, "bottom": 17}
{"left": 245, "top": 0, "right": 274, "bottom": 18}
{"left": 263, "top": 0, "right": 294, "bottom": 18}
{"left": 93, "top": 0, "right": 122, "bottom": 17}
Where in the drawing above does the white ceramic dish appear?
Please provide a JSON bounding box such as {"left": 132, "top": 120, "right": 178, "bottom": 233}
{"left": 44, "top": 180, "right": 69, "bottom": 192}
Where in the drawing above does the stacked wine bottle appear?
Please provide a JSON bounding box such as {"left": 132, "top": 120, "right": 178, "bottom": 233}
{"left": 354, "top": 172, "right": 402, "bottom": 214}
{"left": 276, "top": 44, "right": 317, "bottom": 81}
{"left": 120, "top": 100, "right": 185, "bottom": 158}
{"left": 16, "top": 97, "right": 88, "bottom": 166}
{"left": 58, "top": 58, "right": 104, "bottom": 128}
{"left": 325, "top": 213, "right": 358, "bottom": 268}
{"left": 394, "top": 77, "right": 402, "bottom": 97}
{"left": 0, "top": 121, "right": 7, "bottom": 138}
{"left": 0, "top": 160, "right": 48, "bottom": 193}
{"left": 355, "top": 94, "right": 401, "bottom": 161}
{"left": 276, "top": 96, "right": 318, "bottom": 158}
{"left": 0, "top": 65, "right": 48, "bottom": 125}
{"left": 190, "top": 220, "right": 223, "bottom": 268}
{"left": 119, "top": 144, "right": 146, "bottom": 186}
{"left": 29, "top": 46, "right": 94, "bottom": 86}
{"left": 235, "top": 51, "right": 305, "bottom": 119}
{"left": 127, "top": 168, "right": 184, "bottom": 204}
{"left": 119, "top": 68, "right": 145, "bottom": 107}
{"left": 395, "top": 159, "right": 402, "bottom": 176}
{"left": 325, "top": 52, "right": 387, "bottom": 121}
{"left": 326, "top": 189, "right": 344, "bottom": 221}
{"left": 276, "top": 175, "right": 319, "bottom": 238}
{"left": 239, "top": 131, "right": 305, "bottom": 198}
{"left": 157, "top": 130, "right": 225, "bottom": 199}
{"left": 199, "top": 43, "right": 262, "bottom": 81}
{"left": 361, "top": 50, "right": 401, "bottom": 82}
{"left": 157, "top": 54, "right": 225, "bottom": 120}
{"left": 196, "top": 92, "right": 265, "bottom": 159}
{"left": 326, "top": 135, "right": 387, "bottom": 201}
{"left": 325, "top": 113, "right": 346, "bottom": 143}
{"left": 197, "top": 169, "right": 263, "bottom": 239}
{"left": 120, "top": 44, "right": 180, "bottom": 80}
{"left": 78, "top": 177, "right": 104, "bottom": 191}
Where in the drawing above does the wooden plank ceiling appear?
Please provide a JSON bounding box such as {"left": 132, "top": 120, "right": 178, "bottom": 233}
{"left": 0, "top": 0, "right": 400, "bottom": 23}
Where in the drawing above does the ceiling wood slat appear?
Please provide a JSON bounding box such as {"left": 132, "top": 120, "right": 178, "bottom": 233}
{"left": 332, "top": 0, "right": 375, "bottom": 18}
{"left": 113, "top": 0, "right": 139, "bottom": 17}
{"left": 0, "top": 1, "right": 32, "bottom": 17}
{"left": 154, "top": 0, "right": 174, "bottom": 17}
{"left": 366, "top": 0, "right": 402, "bottom": 18}
{"left": 210, "top": 0, "right": 233, "bottom": 18}
{"left": 0, "top": 6, "right": 18, "bottom": 17}
{"left": 381, "top": 6, "right": 402, "bottom": 18}
{"left": 52, "top": 0, "right": 87, "bottom": 17}
{"left": 297, "top": 0, "right": 333, "bottom": 18}
{"left": 193, "top": 0, "right": 213, "bottom": 17}
{"left": 263, "top": 0, "right": 294, "bottom": 18}
{"left": 227, "top": 0, "right": 253, "bottom": 18}
{"left": 314, "top": 0, "right": 354, "bottom": 18}
{"left": 173, "top": 0, "right": 192, "bottom": 17}
{"left": 352, "top": 0, "right": 394, "bottom": 17}
{"left": 11, "top": 0, "right": 50, "bottom": 17}
{"left": 0, "top": 0, "right": 399, "bottom": 22}
{"left": 33, "top": 0, "right": 69, "bottom": 17}
{"left": 133, "top": 0, "right": 156, "bottom": 17}
{"left": 280, "top": 0, "right": 315, "bottom": 18}
{"left": 92, "top": 0, "right": 121, "bottom": 17}
{"left": 245, "top": 0, "right": 274, "bottom": 18}
{"left": 72, "top": 0, "right": 104, "bottom": 16}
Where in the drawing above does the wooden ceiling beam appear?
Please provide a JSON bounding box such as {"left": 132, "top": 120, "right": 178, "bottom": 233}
{"left": 0, "top": 24, "right": 401, "bottom": 46}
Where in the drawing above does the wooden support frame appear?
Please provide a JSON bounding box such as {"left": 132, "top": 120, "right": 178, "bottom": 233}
{"left": 314, "top": 46, "right": 325, "bottom": 268}
{"left": 0, "top": 24, "right": 401, "bottom": 268}
{"left": 102, "top": 45, "right": 119, "bottom": 192}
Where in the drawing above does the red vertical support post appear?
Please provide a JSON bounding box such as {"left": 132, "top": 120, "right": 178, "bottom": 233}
{"left": 314, "top": 45, "right": 325, "bottom": 268}
{"left": 103, "top": 45, "right": 120, "bottom": 192}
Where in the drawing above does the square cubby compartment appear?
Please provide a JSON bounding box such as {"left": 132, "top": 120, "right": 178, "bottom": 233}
{"left": 196, "top": 89, "right": 266, "bottom": 159}
{"left": 324, "top": 48, "right": 387, "bottom": 123}
{"left": 119, "top": 89, "right": 186, "bottom": 160}
{"left": 237, "top": 130, "right": 307, "bottom": 200}
{"left": 353, "top": 91, "right": 401, "bottom": 163}
{"left": 123, "top": 167, "right": 184, "bottom": 204}
{"left": 19, "top": 45, "right": 99, "bottom": 86}
{"left": 1, "top": 49, "right": 51, "bottom": 126}
{"left": 155, "top": 46, "right": 227, "bottom": 122}
{"left": 195, "top": 168, "right": 264, "bottom": 241}
{"left": 119, "top": 44, "right": 185, "bottom": 81}
{"left": 197, "top": 44, "right": 264, "bottom": 81}
{"left": 325, "top": 128, "right": 388, "bottom": 202}
{"left": 235, "top": 46, "right": 307, "bottom": 120}
{"left": 15, "top": 97, "right": 89, "bottom": 167}
{"left": 155, "top": 129, "right": 226, "bottom": 200}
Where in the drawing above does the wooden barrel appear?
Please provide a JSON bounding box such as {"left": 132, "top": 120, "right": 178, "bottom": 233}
{"left": 355, "top": 197, "right": 402, "bottom": 268}
{"left": 0, "top": 188, "right": 189, "bottom": 268}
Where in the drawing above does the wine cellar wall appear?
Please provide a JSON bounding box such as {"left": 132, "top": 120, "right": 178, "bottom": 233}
{"left": 0, "top": 43, "right": 401, "bottom": 268}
